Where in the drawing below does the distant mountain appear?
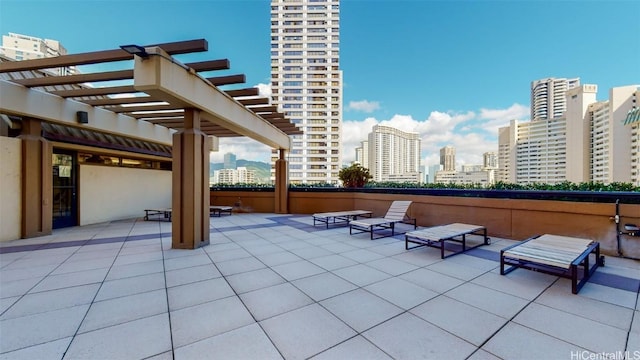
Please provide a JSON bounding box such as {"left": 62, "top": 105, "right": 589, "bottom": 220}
{"left": 210, "top": 160, "right": 271, "bottom": 183}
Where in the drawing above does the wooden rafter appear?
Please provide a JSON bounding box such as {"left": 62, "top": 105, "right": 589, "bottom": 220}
{"left": 109, "top": 104, "right": 179, "bottom": 113}
{"left": 225, "top": 88, "right": 259, "bottom": 97}
{"left": 0, "top": 39, "right": 208, "bottom": 73}
{"left": 206, "top": 74, "right": 246, "bottom": 86}
{"left": 50, "top": 85, "right": 138, "bottom": 98}
{"left": 80, "top": 96, "right": 163, "bottom": 106}
{"left": 238, "top": 97, "right": 270, "bottom": 106}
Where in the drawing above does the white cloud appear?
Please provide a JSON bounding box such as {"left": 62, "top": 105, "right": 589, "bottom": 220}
{"left": 348, "top": 100, "right": 381, "bottom": 113}
{"left": 209, "top": 137, "right": 272, "bottom": 163}
{"left": 255, "top": 83, "right": 272, "bottom": 97}
{"left": 476, "top": 103, "right": 529, "bottom": 134}
{"left": 341, "top": 105, "right": 522, "bottom": 169}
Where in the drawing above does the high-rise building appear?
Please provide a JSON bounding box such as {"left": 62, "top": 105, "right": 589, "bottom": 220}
{"left": 270, "top": 0, "right": 342, "bottom": 184}
{"left": 565, "top": 85, "right": 639, "bottom": 184}
{"left": 223, "top": 152, "right": 236, "bottom": 169}
{"left": 427, "top": 164, "right": 443, "bottom": 184}
{"left": 501, "top": 82, "right": 639, "bottom": 185}
{"left": 531, "top": 77, "right": 580, "bottom": 120}
{"left": 0, "top": 32, "right": 77, "bottom": 75}
{"left": 356, "top": 125, "right": 421, "bottom": 182}
{"left": 214, "top": 167, "right": 256, "bottom": 184}
{"left": 483, "top": 152, "right": 498, "bottom": 169}
{"left": 439, "top": 146, "right": 456, "bottom": 171}
{"left": 498, "top": 118, "right": 567, "bottom": 184}
{"left": 354, "top": 139, "right": 368, "bottom": 167}
{"left": 624, "top": 107, "right": 640, "bottom": 186}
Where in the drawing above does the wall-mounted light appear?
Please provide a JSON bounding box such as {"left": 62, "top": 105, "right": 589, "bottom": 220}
{"left": 120, "top": 44, "right": 149, "bottom": 58}
{"left": 76, "top": 111, "right": 88, "bottom": 124}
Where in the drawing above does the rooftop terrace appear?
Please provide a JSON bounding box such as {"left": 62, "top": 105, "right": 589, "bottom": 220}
{"left": 1, "top": 213, "right": 639, "bottom": 359}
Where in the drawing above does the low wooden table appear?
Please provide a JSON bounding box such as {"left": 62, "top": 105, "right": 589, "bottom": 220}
{"left": 405, "top": 223, "right": 490, "bottom": 258}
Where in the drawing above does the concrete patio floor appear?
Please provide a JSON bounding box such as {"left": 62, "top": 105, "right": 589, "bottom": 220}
{"left": 1, "top": 213, "right": 639, "bottom": 360}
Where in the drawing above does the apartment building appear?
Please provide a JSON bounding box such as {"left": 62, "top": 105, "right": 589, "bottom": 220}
{"left": 434, "top": 169, "right": 495, "bottom": 187}
{"left": 565, "top": 85, "right": 639, "bottom": 184}
{"left": 530, "top": 77, "right": 580, "bottom": 120}
{"left": 355, "top": 125, "right": 421, "bottom": 182}
{"left": 0, "top": 32, "right": 77, "bottom": 75}
{"left": 440, "top": 145, "right": 456, "bottom": 171}
{"left": 270, "top": 0, "right": 342, "bottom": 184}
{"left": 483, "top": 151, "right": 498, "bottom": 169}
{"left": 500, "top": 83, "right": 639, "bottom": 185}
{"left": 354, "top": 139, "right": 368, "bottom": 166}
{"left": 213, "top": 167, "right": 256, "bottom": 185}
{"left": 625, "top": 107, "right": 640, "bottom": 185}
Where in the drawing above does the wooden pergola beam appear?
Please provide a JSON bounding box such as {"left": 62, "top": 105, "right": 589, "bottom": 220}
{"left": 224, "top": 88, "right": 259, "bottom": 97}
{"left": 206, "top": 74, "right": 246, "bottom": 86}
{"left": 248, "top": 105, "right": 278, "bottom": 113}
{"left": 50, "top": 85, "right": 138, "bottom": 98}
{"left": 109, "top": 104, "right": 179, "bottom": 113}
{"left": 132, "top": 111, "right": 184, "bottom": 119}
{"left": 12, "top": 70, "right": 134, "bottom": 87}
{"left": 238, "top": 97, "right": 270, "bottom": 106}
{"left": 80, "top": 96, "right": 164, "bottom": 106}
{"left": 0, "top": 39, "right": 208, "bottom": 73}
{"left": 187, "top": 59, "right": 230, "bottom": 72}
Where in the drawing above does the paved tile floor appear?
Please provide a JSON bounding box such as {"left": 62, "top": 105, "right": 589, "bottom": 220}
{"left": 1, "top": 213, "right": 639, "bottom": 360}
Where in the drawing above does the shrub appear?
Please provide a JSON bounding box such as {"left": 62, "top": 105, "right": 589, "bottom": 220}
{"left": 338, "top": 164, "right": 372, "bottom": 188}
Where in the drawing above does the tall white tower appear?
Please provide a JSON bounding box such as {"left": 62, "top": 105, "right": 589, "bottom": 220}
{"left": 440, "top": 146, "right": 456, "bottom": 171}
{"left": 365, "top": 125, "right": 421, "bottom": 182}
{"left": 531, "top": 77, "right": 580, "bottom": 120}
{"left": 270, "top": 0, "right": 342, "bottom": 184}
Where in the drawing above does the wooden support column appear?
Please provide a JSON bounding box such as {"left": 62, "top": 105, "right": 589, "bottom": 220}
{"left": 274, "top": 149, "right": 289, "bottom": 214}
{"left": 18, "top": 118, "right": 52, "bottom": 238}
{"left": 172, "top": 108, "right": 210, "bottom": 249}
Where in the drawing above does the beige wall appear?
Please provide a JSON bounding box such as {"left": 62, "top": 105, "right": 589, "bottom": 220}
{"left": 79, "top": 165, "right": 171, "bottom": 225}
{"left": 0, "top": 137, "right": 21, "bottom": 241}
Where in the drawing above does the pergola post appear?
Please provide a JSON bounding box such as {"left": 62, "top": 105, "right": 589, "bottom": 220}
{"left": 172, "top": 108, "right": 210, "bottom": 249}
{"left": 274, "top": 149, "right": 289, "bottom": 214}
{"left": 18, "top": 118, "right": 52, "bottom": 238}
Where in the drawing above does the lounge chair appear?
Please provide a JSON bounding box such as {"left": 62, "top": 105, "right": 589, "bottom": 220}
{"left": 312, "top": 210, "right": 373, "bottom": 229}
{"left": 500, "top": 234, "right": 605, "bottom": 294}
{"left": 349, "top": 200, "right": 417, "bottom": 239}
{"left": 144, "top": 208, "right": 172, "bottom": 221}
{"left": 405, "top": 223, "right": 490, "bottom": 258}
{"left": 210, "top": 205, "right": 233, "bottom": 217}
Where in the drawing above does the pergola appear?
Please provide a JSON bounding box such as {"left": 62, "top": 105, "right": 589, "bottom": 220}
{"left": 0, "top": 38, "right": 299, "bottom": 249}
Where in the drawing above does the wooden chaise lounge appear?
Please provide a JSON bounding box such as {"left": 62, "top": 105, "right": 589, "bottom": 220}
{"left": 405, "top": 223, "right": 490, "bottom": 258}
{"left": 349, "top": 200, "right": 417, "bottom": 240}
{"left": 500, "top": 234, "right": 604, "bottom": 294}
{"left": 210, "top": 205, "right": 233, "bottom": 217}
{"left": 312, "top": 210, "right": 373, "bottom": 228}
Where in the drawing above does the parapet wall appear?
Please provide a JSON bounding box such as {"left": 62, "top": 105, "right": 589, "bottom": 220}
{"left": 212, "top": 189, "right": 640, "bottom": 258}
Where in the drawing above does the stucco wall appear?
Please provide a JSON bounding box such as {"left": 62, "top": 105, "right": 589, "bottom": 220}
{"left": 0, "top": 137, "right": 22, "bottom": 242}
{"left": 79, "top": 165, "right": 171, "bottom": 225}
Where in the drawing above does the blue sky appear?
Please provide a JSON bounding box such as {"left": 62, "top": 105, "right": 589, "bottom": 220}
{"left": 1, "top": 0, "right": 639, "bottom": 167}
